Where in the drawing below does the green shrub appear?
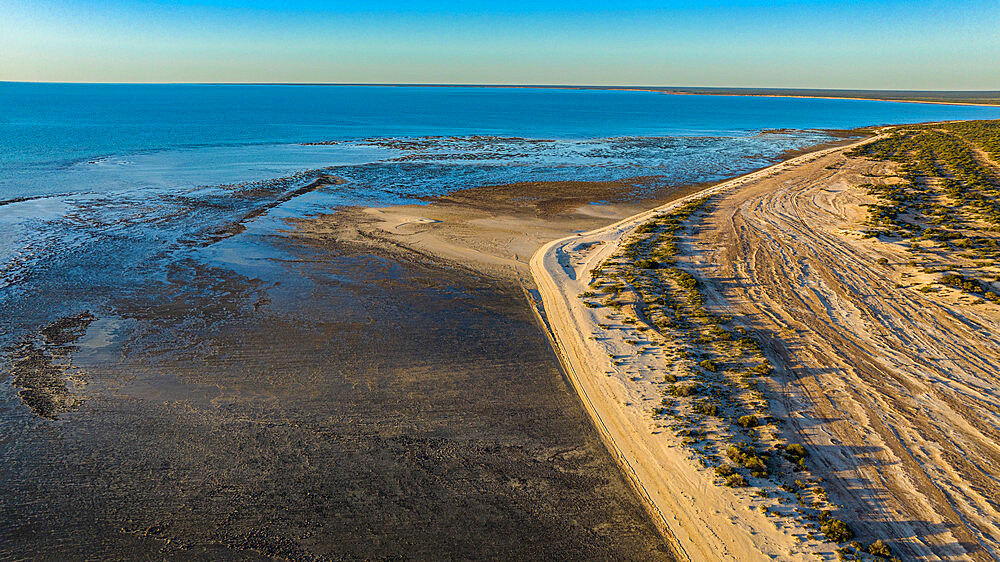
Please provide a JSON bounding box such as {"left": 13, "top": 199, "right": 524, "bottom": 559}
{"left": 737, "top": 415, "right": 759, "bottom": 429}
{"left": 785, "top": 443, "right": 808, "bottom": 461}
{"left": 724, "top": 473, "right": 748, "bottom": 487}
{"left": 714, "top": 464, "right": 735, "bottom": 478}
{"left": 736, "top": 336, "right": 761, "bottom": 353}
{"left": 941, "top": 273, "right": 986, "bottom": 293}
{"left": 669, "top": 383, "right": 699, "bottom": 397}
{"left": 673, "top": 270, "right": 699, "bottom": 289}
{"left": 726, "top": 443, "right": 767, "bottom": 475}
{"left": 820, "top": 518, "right": 854, "bottom": 542}
{"left": 868, "top": 539, "right": 892, "bottom": 558}
{"left": 694, "top": 400, "right": 719, "bottom": 417}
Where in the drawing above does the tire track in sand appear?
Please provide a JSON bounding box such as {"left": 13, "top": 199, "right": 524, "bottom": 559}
{"left": 689, "top": 147, "right": 1000, "bottom": 561}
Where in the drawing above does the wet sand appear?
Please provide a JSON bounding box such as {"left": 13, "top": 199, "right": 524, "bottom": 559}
{"left": 1, "top": 173, "right": 686, "bottom": 559}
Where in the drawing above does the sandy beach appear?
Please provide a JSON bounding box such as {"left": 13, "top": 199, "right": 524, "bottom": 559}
{"left": 683, "top": 136, "right": 1000, "bottom": 560}
{"left": 528, "top": 143, "right": 866, "bottom": 560}
{"left": 4, "top": 0, "right": 1000, "bottom": 551}
{"left": 4, "top": 84, "right": 892, "bottom": 559}
{"left": 528, "top": 126, "right": 1000, "bottom": 560}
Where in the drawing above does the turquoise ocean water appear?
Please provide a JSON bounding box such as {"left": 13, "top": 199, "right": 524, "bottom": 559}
{"left": 5, "top": 83, "right": 1000, "bottom": 200}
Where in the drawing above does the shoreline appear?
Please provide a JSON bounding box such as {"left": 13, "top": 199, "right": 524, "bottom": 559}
{"left": 5, "top": 94, "right": 996, "bottom": 557}
{"left": 526, "top": 137, "right": 877, "bottom": 560}
{"left": 325, "top": 85, "right": 1000, "bottom": 108}
{"left": 308, "top": 132, "right": 874, "bottom": 559}
{"left": 647, "top": 89, "right": 1000, "bottom": 107}
{"left": 307, "top": 132, "right": 869, "bottom": 284}
{"left": 262, "top": 83, "right": 1000, "bottom": 108}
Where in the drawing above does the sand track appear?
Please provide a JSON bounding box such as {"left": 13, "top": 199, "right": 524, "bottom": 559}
{"left": 689, "top": 148, "right": 1000, "bottom": 560}
{"left": 532, "top": 135, "right": 1000, "bottom": 560}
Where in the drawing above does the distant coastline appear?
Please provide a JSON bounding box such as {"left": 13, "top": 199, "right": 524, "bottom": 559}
{"left": 650, "top": 89, "right": 1000, "bottom": 107}
{"left": 192, "top": 83, "right": 1000, "bottom": 107}
{"left": 5, "top": 80, "right": 1000, "bottom": 107}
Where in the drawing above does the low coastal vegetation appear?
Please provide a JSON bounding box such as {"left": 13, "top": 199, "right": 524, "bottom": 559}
{"left": 582, "top": 197, "right": 898, "bottom": 559}
{"left": 567, "top": 120, "right": 1000, "bottom": 560}
{"left": 848, "top": 120, "right": 1000, "bottom": 302}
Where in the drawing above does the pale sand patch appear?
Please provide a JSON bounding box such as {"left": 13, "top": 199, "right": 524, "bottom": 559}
{"left": 292, "top": 192, "right": 665, "bottom": 283}
{"left": 361, "top": 206, "right": 549, "bottom": 274}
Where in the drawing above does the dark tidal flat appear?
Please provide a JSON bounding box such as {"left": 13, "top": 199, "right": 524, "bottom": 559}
{"left": 0, "top": 221, "right": 669, "bottom": 560}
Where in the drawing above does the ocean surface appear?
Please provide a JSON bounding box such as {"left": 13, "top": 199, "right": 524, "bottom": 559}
{"left": 6, "top": 83, "right": 1000, "bottom": 199}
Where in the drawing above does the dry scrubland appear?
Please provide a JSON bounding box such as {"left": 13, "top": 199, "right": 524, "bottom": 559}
{"left": 532, "top": 120, "right": 1000, "bottom": 561}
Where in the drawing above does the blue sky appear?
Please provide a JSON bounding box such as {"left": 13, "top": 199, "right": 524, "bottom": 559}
{"left": 2, "top": 0, "right": 998, "bottom": 88}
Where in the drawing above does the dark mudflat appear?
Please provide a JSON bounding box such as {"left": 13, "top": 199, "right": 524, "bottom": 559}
{"left": 1, "top": 179, "right": 670, "bottom": 560}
